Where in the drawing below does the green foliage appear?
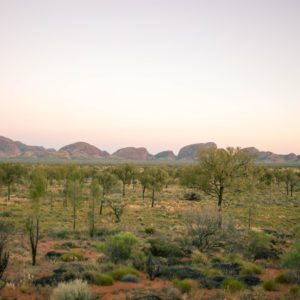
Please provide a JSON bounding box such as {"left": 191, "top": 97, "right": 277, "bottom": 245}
{"left": 149, "top": 238, "right": 183, "bottom": 258}
{"left": 145, "top": 227, "right": 155, "bottom": 234}
{"left": 191, "top": 250, "right": 209, "bottom": 266}
{"left": 84, "top": 271, "right": 113, "bottom": 286}
{"left": 61, "top": 251, "right": 85, "bottom": 262}
{"left": 0, "top": 211, "right": 12, "bottom": 218}
{"left": 289, "top": 285, "right": 300, "bottom": 296}
{"left": 113, "top": 164, "right": 137, "bottom": 196}
{"left": 246, "top": 231, "right": 271, "bottom": 259}
{"left": 50, "top": 279, "right": 92, "bottom": 300}
{"left": 97, "top": 170, "right": 119, "bottom": 196}
{"left": 110, "top": 266, "right": 140, "bottom": 280}
{"left": 222, "top": 278, "right": 245, "bottom": 292}
{"left": 282, "top": 242, "right": 300, "bottom": 273}
{"left": 29, "top": 168, "right": 48, "bottom": 201}
{"left": 262, "top": 279, "right": 277, "bottom": 291}
{"left": 196, "top": 147, "right": 254, "bottom": 207}
{"left": 275, "top": 272, "right": 294, "bottom": 284}
{"left": 130, "top": 249, "right": 146, "bottom": 271}
{"left": 240, "top": 263, "right": 263, "bottom": 275}
{"left": 104, "top": 232, "right": 138, "bottom": 263}
{"left": 141, "top": 166, "right": 169, "bottom": 207}
{"left": 173, "top": 279, "right": 194, "bottom": 294}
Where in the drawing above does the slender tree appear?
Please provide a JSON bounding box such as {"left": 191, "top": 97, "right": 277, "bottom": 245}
{"left": 142, "top": 167, "right": 168, "bottom": 207}
{"left": 97, "top": 171, "right": 118, "bottom": 215}
{"left": 113, "top": 164, "right": 137, "bottom": 196}
{"left": 196, "top": 146, "right": 254, "bottom": 227}
{"left": 67, "top": 170, "right": 83, "bottom": 231}
{"left": 0, "top": 163, "right": 24, "bottom": 202}
{"left": 27, "top": 168, "right": 47, "bottom": 266}
{"left": 89, "top": 178, "right": 100, "bottom": 237}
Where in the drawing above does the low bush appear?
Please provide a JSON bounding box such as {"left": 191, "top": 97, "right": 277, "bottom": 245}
{"left": 149, "top": 238, "right": 183, "bottom": 258}
{"left": 120, "top": 274, "right": 140, "bottom": 283}
{"left": 61, "top": 251, "right": 85, "bottom": 262}
{"left": 240, "top": 263, "right": 263, "bottom": 275}
{"left": 145, "top": 227, "right": 155, "bottom": 234}
{"left": 183, "top": 192, "right": 201, "bottom": 201}
{"left": 202, "top": 268, "right": 223, "bottom": 276}
{"left": 262, "top": 279, "right": 277, "bottom": 291}
{"left": 0, "top": 211, "right": 12, "bottom": 218}
{"left": 246, "top": 231, "right": 272, "bottom": 260}
{"left": 191, "top": 250, "right": 209, "bottom": 266}
{"left": 222, "top": 278, "right": 245, "bottom": 292}
{"left": 173, "top": 279, "right": 195, "bottom": 294}
{"left": 130, "top": 249, "right": 146, "bottom": 271}
{"left": 50, "top": 279, "right": 92, "bottom": 300}
{"left": 289, "top": 284, "right": 300, "bottom": 296}
{"left": 104, "top": 232, "right": 138, "bottom": 263}
{"left": 84, "top": 271, "right": 113, "bottom": 286}
{"left": 110, "top": 267, "right": 140, "bottom": 280}
{"left": 275, "top": 272, "right": 294, "bottom": 284}
{"left": 282, "top": 242, "right": 300, "bottom": 278}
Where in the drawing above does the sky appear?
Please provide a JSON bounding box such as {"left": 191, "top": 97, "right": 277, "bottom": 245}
{"left": 0, "top": 0, "right": 299, "bottom": 155}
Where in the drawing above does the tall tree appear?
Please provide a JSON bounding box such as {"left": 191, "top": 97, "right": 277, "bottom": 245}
{"left": 27, "top": 168, "right": 47, "bottom": 266}
{"left": 0, "top": 163, "right": 24, "bottom": 202}
{"left": 97, "top": 170, "right": 118, "bottom": 215}
{"left": 142, "top": 167, "right": 168, "bottom": 207}
{"left": 196, "top": 146, "right": 254, "bottom": 227}
{"left": 67, "top": 169, "right": 83, "bottom": 231}
{"left": 113, "top": 164, "right": 137, "bottom": 196}
{"left": 89, "top": 178, "right": 100, "bottom": 237}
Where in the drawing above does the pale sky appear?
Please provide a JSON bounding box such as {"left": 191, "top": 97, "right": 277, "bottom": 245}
{"left": 0, "top": 0, "right": 299, "bottom": 154}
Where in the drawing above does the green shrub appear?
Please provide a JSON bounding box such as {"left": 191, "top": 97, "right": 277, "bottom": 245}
{"left": 202, "top": 268, "right": 223, "bottom": 276}
{"left": 84, "top": 271, "right": 113, "bottom": 286}
{"left": 275, "top": 272, "right": 294, "bottom": 284}
{"left": 246, "top": 231, "right": 271, "bottom": 260}
{"left": 173, "top": 279, "right": 194, "bottom": 294}
{"left": 191, "top": 250, "right": 209, "bottom": 266}
{"left": 183, "top": 192, "right": 201, "bottom": 201}
{"left": 222, "top": 278, "right": 245, "bottom": 292}
{"left": 289, "top": 284, "right": 300, "bottom": 296}
{"left": 53, "top": 229, "right": 70, "bottom": 240}
{"left": 94, "top": 243, "right": 105, "bottom": 252}
{"left": 104, "top": 232, "right": 138, "bottom": 263}
{"left": 0, "top": 211, "right": 12, "bottom": 218}
{"left": 50, "top": 279, "right": 92, "bottom": 300}
{"left": 145, "top": 227, "right": 155, "bottom": 234}
{"left": 110, "top": 267, "right": 140, "bottom": 280}
{"left": 240, "top": 263, "right": 263, "bottom": 275}
{"left": 262, "top": 279, "right": 277, "bottom": 291}
{"left": 130, "top": 249, "right": 146, "bottom": 271}
{"left": 61, "top": 251, "right": 85, "bottom": 262}
{"left": 149, "top": 238, "right": 183, "bottom": 258}
{"left": 282, "top": 242, "right": 300, "bottom": 276}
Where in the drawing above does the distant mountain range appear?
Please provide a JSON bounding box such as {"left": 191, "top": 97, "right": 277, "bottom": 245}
{"left": 0, "top": 135, "right": 299, "bottom": 164}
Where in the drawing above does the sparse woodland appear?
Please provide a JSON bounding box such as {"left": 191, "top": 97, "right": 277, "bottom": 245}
{"left": 0, "top": 148, "right": 299, "bottom": 299}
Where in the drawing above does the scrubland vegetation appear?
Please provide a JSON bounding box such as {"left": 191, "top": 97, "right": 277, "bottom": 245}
{"left": 0, "top": 147, "right": 299, "bottom": 299}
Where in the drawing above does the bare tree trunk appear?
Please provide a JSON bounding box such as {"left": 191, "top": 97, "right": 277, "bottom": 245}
{"left": 122, "top": 182, "right": 125, "bottom": 197}
{"left": 142, "top": 186, "right": 146, "bottom": 200}
{"left": 29, "top": 218, "right": 39, "bottom": 266}
{"left": 217, "top": 186, "right": 224, "bottom": 228}
{"left": 151, "top": 188, "right": 155, "bottom": 208}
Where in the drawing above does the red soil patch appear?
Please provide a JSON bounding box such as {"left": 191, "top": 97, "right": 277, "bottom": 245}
{"left": 89, "top": 278, "right": 172, "bottom": 300}
{"left": 259, "top": 268, "right": 291, "bottom": 299}
{"left": 1, "top": 286, "right": 36, "bottom": 300}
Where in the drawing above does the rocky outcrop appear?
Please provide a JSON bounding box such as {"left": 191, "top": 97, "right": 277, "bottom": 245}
{"left": 0, "top": 136, "right": 21, "bottom": 157}
{"left": 177, "top": 142, "right": 217, "bottom": 160}
{"left": 59, "top": 142, "right": 109, "bottom": 158}
{"left": 113, "top": 147, "right": 149, "bottom": 160}
{"left": 153, "top": 150, "right": 176, "bottom": 160}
